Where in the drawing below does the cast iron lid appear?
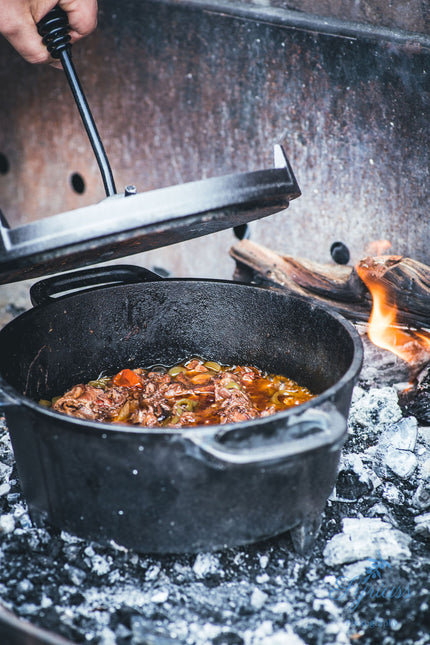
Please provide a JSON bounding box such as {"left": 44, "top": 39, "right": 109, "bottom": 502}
{"left": 0, "top": 145, "right": 300, "bottom": 285}
{"left": 0, "top": 8, "right": 300, "bottom": 285}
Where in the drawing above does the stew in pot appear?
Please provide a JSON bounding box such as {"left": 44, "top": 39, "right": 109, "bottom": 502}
{"left": 41, "top": 358, "right": 315, "bottom": 427}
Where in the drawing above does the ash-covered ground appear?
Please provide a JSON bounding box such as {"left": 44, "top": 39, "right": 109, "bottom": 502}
{"left": 0, "top": 320, "right": 429, "bottom": 645}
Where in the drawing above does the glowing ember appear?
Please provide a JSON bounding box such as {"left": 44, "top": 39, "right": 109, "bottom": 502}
{"left": 357, "top": 256, "right": 430, "bottom": 366}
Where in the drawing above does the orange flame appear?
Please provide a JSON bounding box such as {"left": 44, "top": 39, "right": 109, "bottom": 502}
{"left": 365, "top": 240, "right": 392, "bottom": 256}
{"left": 357, "top": 258, "right": 430, "bottom": 366}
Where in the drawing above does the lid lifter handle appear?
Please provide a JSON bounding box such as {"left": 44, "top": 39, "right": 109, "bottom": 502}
{"left": 37, "top": 7, "right": 117, "bottom": 197}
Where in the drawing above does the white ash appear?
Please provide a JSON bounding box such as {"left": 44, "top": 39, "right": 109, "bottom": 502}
{"left": 242, "top": 621, "right": 308, "bottom": 645}
{"left": 269, "top": 600, "right": 294, "bottom": 616}
{"left": 258, "top": 554, "right": 269, "bottom": 569}
{"left": 256, "top": 573, "right": 270, "bottom": 585}
{"left": 418, "top": 427, "right": 430, "bottom": 449}
{"left": 383, "top": 483, "right": 405, "bottom": 506}
{"left": 151, "top": 589, "right": 169, "bottom": 604}
{"left": 341, "top": 559, "right": 378, "bottom": 580}
{"left": 348, "top": 386, "right": 403, "bottom": 435}
{"left": 1, "top": 339, "right": 430, "bottom": 645}
{"left": 416, "top": 453, "right": 430, "bottom": 483}
{"left": 373, "top": 417, "right": 418, "bottom": 479}
{"left": 381, "top": 417, "right": 418, "bottom": 452}
{"left": 323, "top": 518, "right": 412, "bottom": 566}
{"left": 192, "top": 552, "right": 221, "bottom": 579}
{"left": 250, "top": 588, "right": 268, "bottom": 610}
{"left": 146, "top": 564, "right": 161, "bottom": 581}
{"left": 414, "top": 512, "right": 430, "bottom": 537}
{"left": 0, "top": 482, "right": 10, "bottom": 497}
{"left": 0, "top": 461, "right": 12, "bottom": 479}
{"left": 0, "top": 513, "right": 15, "bottom": 535}
{"left": 365, "top": 502, "right": 400, "bottom": 529}
{"left": 411, "top": 482, "right": 430, "bottom": 511}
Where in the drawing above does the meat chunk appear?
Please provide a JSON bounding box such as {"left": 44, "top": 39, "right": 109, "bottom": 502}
{"left": 218, "top": 388, "right": 258, "bottom": 424}
{"left": 53, "top": 384, "right": 128, "bottom": 421}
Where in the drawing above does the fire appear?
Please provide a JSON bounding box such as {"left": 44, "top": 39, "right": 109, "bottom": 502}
{"left": 357, "top": 257, "right": 430, "bottom": 366}
{"left": 365, "top": 240, "right": 392, "bottom": 256}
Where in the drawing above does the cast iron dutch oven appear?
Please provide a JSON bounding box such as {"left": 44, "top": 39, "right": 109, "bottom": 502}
{"left": 0, "top": 264, "right": 363, "bottom": 554}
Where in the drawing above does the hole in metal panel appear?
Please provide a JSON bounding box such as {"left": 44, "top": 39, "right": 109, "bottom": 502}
{"left": 0, "top": 153, "right": 10, "bottom": 175}
{"left": 233, "top": 224, "right": 250, "bottom": 240}
{"left": 330, "top": 241, "right": 350, "bottom": 265}
{"left": 70, "top": 172, "right": 86, "bottom": 194}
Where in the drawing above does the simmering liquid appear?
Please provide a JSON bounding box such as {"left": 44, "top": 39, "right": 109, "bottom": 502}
{"left": 42, "top": 357, "right": 315, "bottom": 427}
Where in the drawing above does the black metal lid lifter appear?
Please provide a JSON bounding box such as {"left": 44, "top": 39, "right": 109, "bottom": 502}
{"left": 37, "top": 7, "right": 117, "bottom": 198}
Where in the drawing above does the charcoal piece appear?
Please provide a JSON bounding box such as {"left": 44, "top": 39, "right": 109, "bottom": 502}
{"left": 415, "top": 512, "right": 430, "bottom": 537}
{"left": 400, "top": 396, "right": 430, "bottom": 424}
{"left": 335, "top": 469, "right": 372, "bottom": 500}
{"left": 411, "top": 482, "right": 430, "bottom": 511}
{"left": 372, "top": 417, "right": 418, "bottom": 480}
{"left": 213, "top": 632, "right": 244, "bottom": 645}
{"left": 399, "top": 367, "right": 430, "bottom": 424}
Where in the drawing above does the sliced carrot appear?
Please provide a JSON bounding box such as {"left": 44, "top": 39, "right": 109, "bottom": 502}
{"left": 112, "top": 369, "right": 142, "bottom": 388}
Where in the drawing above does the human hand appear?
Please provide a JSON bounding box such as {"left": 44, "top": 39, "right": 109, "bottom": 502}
{"left": 0, "top": 0, "right": 98, "bottom": 65}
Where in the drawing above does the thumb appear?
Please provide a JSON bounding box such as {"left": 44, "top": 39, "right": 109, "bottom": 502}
{"left": 58, "top": 0, "right": 97, "bottom": 41}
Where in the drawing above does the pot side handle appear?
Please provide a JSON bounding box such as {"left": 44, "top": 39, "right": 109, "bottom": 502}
{"left": 185, "top": 405, "right": 347, "bottom": 466}
{"left": 30, "top": 264, "right": 163, "bottom": 307}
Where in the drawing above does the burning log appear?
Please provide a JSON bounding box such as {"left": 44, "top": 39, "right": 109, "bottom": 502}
{"left": 358, "top": 257, "right": 430, "bottom": 416}
{"left": 230, "top": 240, "right": 430, "bottom": 329}
{"left": 356, "top": 257, "right": 430, "bottom": 367}
{"left": 231, "top": 240, "right": 430, "bottom": 382}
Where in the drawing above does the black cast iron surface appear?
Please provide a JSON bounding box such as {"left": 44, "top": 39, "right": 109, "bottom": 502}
{"left": 0, "top": 329, "right": 429, "bottom": 645}
{"left": 0, "top": 145, "right": 300, "bottom": 285}
{"left": 0, "top": 269, "right": 360, "bottom": 555}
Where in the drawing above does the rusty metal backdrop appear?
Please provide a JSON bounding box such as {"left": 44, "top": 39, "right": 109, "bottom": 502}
{"left": 0, "top": 0, "right": 429, "bottom": 279}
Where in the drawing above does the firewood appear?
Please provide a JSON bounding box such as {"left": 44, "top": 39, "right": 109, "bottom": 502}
{"left": 230, "top": 240, "right": 430, "bottom": 328}
{"left": 357, "top": 256, "right": 430, "bottom": 323}
{"left": 230, "top": 239, "right": 371, "bottom": 321}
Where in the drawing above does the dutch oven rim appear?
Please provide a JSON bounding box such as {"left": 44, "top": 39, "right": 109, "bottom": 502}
{"left": 0, "top": 275, "right": 363, "bottom": 440}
